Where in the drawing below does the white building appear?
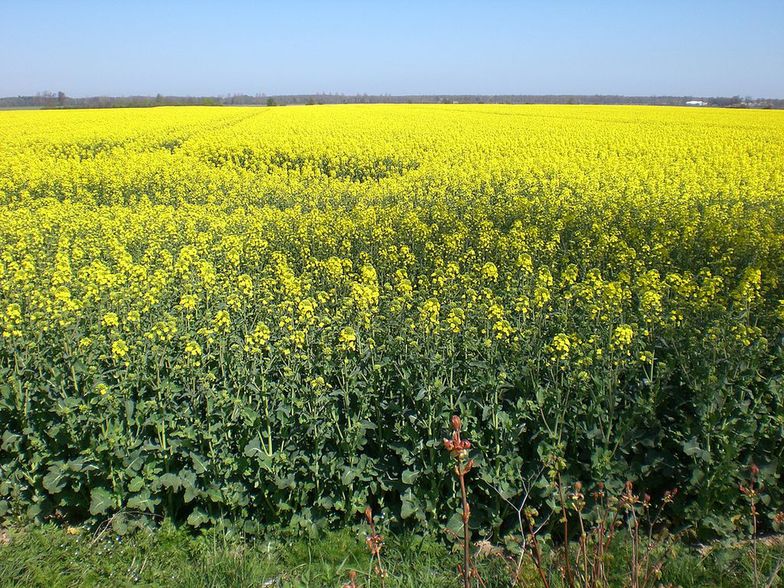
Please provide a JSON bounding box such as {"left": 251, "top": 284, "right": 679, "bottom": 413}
{"left": 685, "top": 100, "right": 708, "bottom": 106}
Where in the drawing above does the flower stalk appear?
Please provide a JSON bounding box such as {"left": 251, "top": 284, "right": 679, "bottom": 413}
{"left": 364, "top": 506, "right": 387, "bottom": 587}
{"left": 444, "top": 414, "right": 478, "bottom": 588}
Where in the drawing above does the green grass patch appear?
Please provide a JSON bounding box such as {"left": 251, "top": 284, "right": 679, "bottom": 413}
{"left": 0, "top": 522, "right": 782, "bottom": 587}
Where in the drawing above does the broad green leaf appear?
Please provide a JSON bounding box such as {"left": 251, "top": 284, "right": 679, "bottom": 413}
{"left": 128, "top": 477, "right": 145, "bottom": 493}
{"left": 400, "top": 491, "right": 420, "bottom": 520}
{"left": 111, "top": 513, "right": 129, "bottom": 535}
{"left": 89, "top": 487, "right": 114, "bottom": 516}
{"left": 127, "top": 490, "right": 156, "bottom": 512}
{"left": 401, "top": 469, "right": 418, "bottom": 485}
{"left": 158, "top": 473, "right": 182, "bottom": 491}
{"left": 42, "top": 466, "right": 66, "bottom": 494}
{"left": 187, "top": 508, "right": 209, "bottom": 528}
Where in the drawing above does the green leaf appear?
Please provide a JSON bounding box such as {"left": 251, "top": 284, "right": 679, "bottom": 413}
{"left": 158, "top": 473, "right": 182, "bottom": 491}
{"left": 42, "top": 465, "right": 66, "bottom": 494}
{"left": 243, "top": 437, "right": 262, "bottom": 457}
{"left": 682, "top": 438, "right": 701, "bottom": 457}
{"left": 66, "top": 458, "right": 86, "bottom": 472}
{"left": 400, "top": 491, "right": 420, "bottom": 520}
{"left": 205, "top": 486, "right": 223, "bottom": 503}
{"left": 128, "top": 477, "right": 145, "bottom": 493}
{"left": 191, "top": 452, "right": 208, "bottom": 474}
{"left": 446, "top": 511, "right": 464, "bottom": 536}
{"left": 89, "top": 487, "right": 114, "bottom": 516}
{"left": 127, "top": 490, "right": 155, "bottom": 512}
{"left": 317, "top": 495, "right": 334, "bottom": 509}
{"left": 184, "top": 484, "right": 199, "bottom": 504}
{"left": 187, "top": 508, "right": 209, "bottom": 528}
{"left": 1, "top": 431, "right": 20, "bottom": 451}
{"left": 125, "top": 399, "right": 135, "bottom": 420}
{"left": 340, "top": 468, "right": 357, "bottom": 486}
{"left": 401, "top": 469, "right": 418, "bottom": 485}
{"left": 111, "top": 513, "right": 129, "bottom": 535}
{"left": 71, "top": 359, "right": 88, "bottom": 375}
{"left": 242, "top": 406, "right": 260, "bottom": 424}
{"left": 27, "top": 502, "right": 42, "bottom": 520}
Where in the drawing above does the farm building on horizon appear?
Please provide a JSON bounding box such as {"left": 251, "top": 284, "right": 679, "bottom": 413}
{"left": 685, "top": 100, "right": 709, "bottom": 106}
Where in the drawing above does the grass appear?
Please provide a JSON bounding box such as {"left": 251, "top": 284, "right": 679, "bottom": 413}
{"left": 0, "top": 522, "right": 458, "bottom": 587}
{"left": 0, "top": 522, "right": 782, "bottom": 587}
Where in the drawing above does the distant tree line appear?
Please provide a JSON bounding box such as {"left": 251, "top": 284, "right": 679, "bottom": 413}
{"left": 2, "top": 91, "right": 782, "bottom": 109}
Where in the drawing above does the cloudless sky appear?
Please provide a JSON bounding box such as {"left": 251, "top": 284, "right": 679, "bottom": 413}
{"left": 1, "top": 0, "right": 783, "bottom": 98}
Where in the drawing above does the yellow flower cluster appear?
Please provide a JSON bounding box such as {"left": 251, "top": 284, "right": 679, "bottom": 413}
{"left": 0, "top": 104, "right": 781, "bottom": 400}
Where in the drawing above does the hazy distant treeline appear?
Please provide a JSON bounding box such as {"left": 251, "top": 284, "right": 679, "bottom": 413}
{"left": 2, "top": 91, "right": 782, "bottom": 109}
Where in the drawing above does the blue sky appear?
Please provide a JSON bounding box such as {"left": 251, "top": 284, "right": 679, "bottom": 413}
{"left": 1, "top": 0, "right": 782, "bottom": 98}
